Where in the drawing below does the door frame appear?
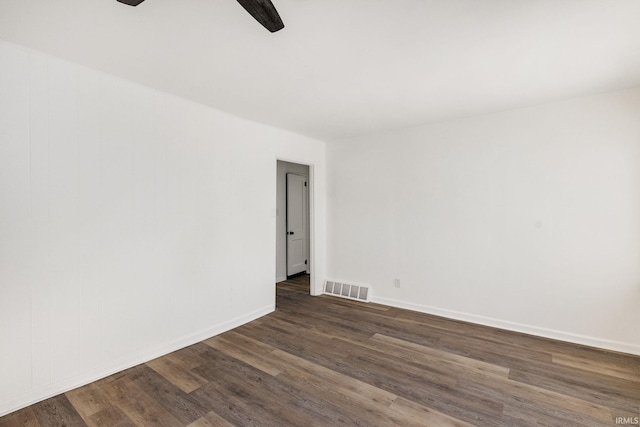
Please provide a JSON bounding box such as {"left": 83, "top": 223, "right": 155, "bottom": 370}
{"left": 276, "top": 158, "right": 317, "bottom": 295}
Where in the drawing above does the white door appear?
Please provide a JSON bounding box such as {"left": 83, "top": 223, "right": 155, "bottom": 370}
{"left": 287, "top": 173, "right": 307, "bottom": 276}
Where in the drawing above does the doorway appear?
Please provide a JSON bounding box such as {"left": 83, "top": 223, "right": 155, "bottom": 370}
{"left": 286, "top": 173, "right": 308, "bottom": 276}
{"left": 276, "top": 161, "right": 310, "bottom": 283}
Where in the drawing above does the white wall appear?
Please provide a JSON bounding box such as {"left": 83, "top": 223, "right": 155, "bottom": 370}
{"left": 276, "top": 161, "right": 310, "bottom": 283}
{"left": 328, "top": 87, "right": 640, "bottom": 355}
{"left": 0, "top": 40, "right": 326, "bottom": 416}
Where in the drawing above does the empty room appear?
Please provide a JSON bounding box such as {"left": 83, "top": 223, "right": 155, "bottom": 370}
{"left": 1, "top": 0, "right": 639, "bottom": 426}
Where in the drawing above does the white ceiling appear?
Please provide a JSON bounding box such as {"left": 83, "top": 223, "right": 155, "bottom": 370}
{"left": 1, "top": 0, "right": 639, "bottom": 140}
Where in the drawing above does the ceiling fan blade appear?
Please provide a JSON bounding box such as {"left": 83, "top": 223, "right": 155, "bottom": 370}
{"left": 117, "top": 0, "right": 145, "bottom": 6}
{"left": 236, "top": 0, "right": 285, "bottom": 33}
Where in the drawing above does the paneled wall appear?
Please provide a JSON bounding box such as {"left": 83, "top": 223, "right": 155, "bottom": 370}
{"left": 0, "top": 40, "right": 326, "bottom": 416}
{"left": 328, "top": 87, "right": 640, "bottom": 355}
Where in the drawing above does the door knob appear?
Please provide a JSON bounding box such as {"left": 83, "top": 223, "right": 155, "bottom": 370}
{"left": 288, "top": 231, "right": 295, "bottom": 235}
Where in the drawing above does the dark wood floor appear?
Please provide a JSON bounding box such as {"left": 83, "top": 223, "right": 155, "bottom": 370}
{"left": 2, "top": 274, "right": 639, "bottom": 426}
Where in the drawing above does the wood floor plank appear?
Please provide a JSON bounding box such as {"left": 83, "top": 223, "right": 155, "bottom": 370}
{"left": 508, "top": 366, "right": 640, "bottom": 413}
{"left": 128, "top": 365, "right": 209, "bottom": 425}
{"left": 370, "top": 333, "right": 511, "bottom": 378}
{"left": 341, "top": 348, "right": 506, "bottom": 425}
{"left": 326, "top": 304, "right": 554, "bottom": 366}
{"left": 234, "top": 320, "right": 351, "bottom": 370}
{"left": 207, "top": 330, "right": 402, "bottom": 423}
{"left": 169, "top": 344, "right": 211, "bottom": 371}
{"left": 31, "top": 394, "right": 86, "bottom": 427}
{"left": 191, "top": 348, "right": 338, "bottom": 427}
{"left": 273, "top": 369, "right": 408, "bottom": 426}
{"left": 86, "top": 406, "right": 135, "bottom": 427}
{"left": 3, "top": 274, "right": 639, "bottom": 427}
{"left": 203, "top": 335, "right": 283, "bottom": 376}
{"left": 0, "top": 407, "right": 41, "bottom": 427}
{"left": 186, "top": 411, "right": 233, "bottom": 427}
{"left": 317, "top": 295, "right": 392, "bottom": 313}
{"left": 275, "top": 282, "right": 308, "bottom": 294}
{"left": 146, "top": 354, "right": 209, "bottom": 393}
{"left": 272, "top": 347, "right": 398, "bottom": 407}
{"left": 189, "top": 379, "right": 273, "bottom": 427}
{"left": 552, "top": 352, "right": 640, "bottom": 381}
{"left": 269, "top": 307, "right": 377, "bottom": 342}
{"left": 66, "top": 383, "right": 112, "bottom": 421}
{"left": 344, "top": 338, "right": 460, "bottom": 390}
{"left": 501, "top": 403, "right": 597, "bottom": 427}
{"left": 388, "top": 397, "right": 477, "bottom": 427}
{"left": 458, "top": 376, "right": 613, "bottom": 423}
{"left": 102, "top": 377, "right": 183, "bottom": 427}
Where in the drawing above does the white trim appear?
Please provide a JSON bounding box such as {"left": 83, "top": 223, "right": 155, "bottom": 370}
{"left": 371, "top": 296, "right": 640, "bottom": 357}
{"left": 0, "top": 304, "right": 274, "bottom": 417}
{"left": 308, "top": 164, "right": 321, "bottom": 296}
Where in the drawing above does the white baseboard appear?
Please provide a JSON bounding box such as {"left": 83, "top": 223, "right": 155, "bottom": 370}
{"left": 276, "top": 275, "right": 287, "bottom": 283}
{"left": 0, "top": 304, "right": 275, "bottom": 417}
{"left": 371, "top": 296, "right": 640, "bottom": 356}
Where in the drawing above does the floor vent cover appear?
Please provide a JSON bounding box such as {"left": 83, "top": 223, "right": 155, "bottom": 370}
{"left": 324, "top": 280, "right": 370, "bottom": 302}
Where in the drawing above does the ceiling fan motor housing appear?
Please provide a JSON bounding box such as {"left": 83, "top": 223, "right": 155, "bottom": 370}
{"left": 117, "top": 0, "right": 146, "bottom": 6}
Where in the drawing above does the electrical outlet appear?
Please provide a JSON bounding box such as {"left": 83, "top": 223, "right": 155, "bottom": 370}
{"left": 394, "top": 278, "right": 400, "bottom": 288}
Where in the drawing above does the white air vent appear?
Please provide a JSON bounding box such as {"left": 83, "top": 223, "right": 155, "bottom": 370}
{"left": 324, "top": 280, "right": 370, "bottom": 302}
